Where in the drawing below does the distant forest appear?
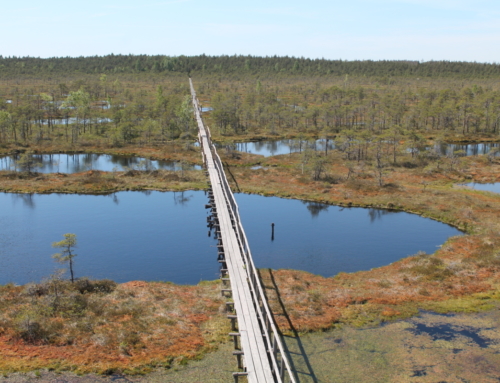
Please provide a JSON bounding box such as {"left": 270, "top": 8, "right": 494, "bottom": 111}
{"left": 1, "top": 55, "right": 499, "bottom": 78}
{"left": 1, "top": 54, "right": 500, "bottom": 147}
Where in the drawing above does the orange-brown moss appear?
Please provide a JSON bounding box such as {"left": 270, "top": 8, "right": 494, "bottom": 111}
{"left": 0, "top": 281, "right": 229, "bottom": 374}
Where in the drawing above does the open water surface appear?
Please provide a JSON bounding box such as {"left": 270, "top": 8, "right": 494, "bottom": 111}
{"left": 217, "top": 139, "right": 334, "bottom": 157}
{"left": 237, "top": 194, "right": 461, "bottom": 276}
{"left": 434, "top": 142, "right": 500, "bottom": 156}
{"left": 463, "top": 182, "right": 500, "bottom": 193}
{"left": 0, "top": 154, "right": 202, "bottom": 173}
{"left": 222, "top": 139, "right": 500, "bottom": 157}
{"left": 0, "top": 191, "right": 461, "bottom": 285}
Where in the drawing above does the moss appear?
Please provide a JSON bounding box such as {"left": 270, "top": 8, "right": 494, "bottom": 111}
{"left": 421, "top": 289, "right": 500, "bottom": 314}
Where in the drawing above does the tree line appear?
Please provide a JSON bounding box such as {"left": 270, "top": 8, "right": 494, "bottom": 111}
{"left": 1, "top": 56, "right": 499, "bottom": 148}
{"left": 207, "top": 78, "right": 500, "bottom": 139}
{"left": 1, "top": 55, "right": 500, "bottom": 79}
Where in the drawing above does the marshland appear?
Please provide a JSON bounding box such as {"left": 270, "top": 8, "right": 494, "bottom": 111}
{"left": 1, "top": 56, "right": 500, "bottom": 382}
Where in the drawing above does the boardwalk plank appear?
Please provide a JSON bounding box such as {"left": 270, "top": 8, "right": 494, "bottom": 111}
{"left": 190, "top": 79, "right": 276, "bottom": 383}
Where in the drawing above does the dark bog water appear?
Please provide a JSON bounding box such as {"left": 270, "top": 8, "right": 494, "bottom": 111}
{"left": 0, "top": 191, "right": 216, "bottom": 285}
{"left": 407, "top": 322, "right": 492, "bottom": 348}
{"left": 436, "top": 142, "right": 500, "bottom": 156}
{"left": 39, "top": 118, "right": 112, "bottom": 125}
{"left": 222, "top": 139, "right": 499, "bottom": 158}
{"left": 218, "top": 139, "right": 334, "bottom": 157}
{"left": 0, "top": 154, "right": 201, "bottom": 173}
{"left": 237, "top": 195, "right": 460, "bottom": 276}
{"left": 0, "top": 192, "right": 461, "bottom": 285}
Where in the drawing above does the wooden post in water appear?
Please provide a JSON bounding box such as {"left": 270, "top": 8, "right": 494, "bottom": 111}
{"left": 271, "top": 222, "right": 275, "bottom": 241}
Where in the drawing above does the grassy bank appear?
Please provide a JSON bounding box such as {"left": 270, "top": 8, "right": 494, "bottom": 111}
{"left": 0, "top": 168, "right": 207, "bottom": 195}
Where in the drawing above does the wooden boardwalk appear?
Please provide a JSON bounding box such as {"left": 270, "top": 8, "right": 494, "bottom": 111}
{"left": 190, "top": 79, "right": 296, "bottom": 383}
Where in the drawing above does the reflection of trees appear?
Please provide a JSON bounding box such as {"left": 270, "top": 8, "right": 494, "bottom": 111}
{"left": 110, "top": 154, "right": 139, "bottom": 168}
{"left": 263, "top": 141, "right": 280, "bottom": 155}
{"left": 368, "top": 208, "right": 397, "bottom": 223}
{"left": 82, "top": 153, "right": 97, "bottom": 170}
{"left": 157, "top": 160, "right": 175, "bottom": 170}
{"left": 136, "top": 159, "right": 156, "bottom": 171}
{"left": 13, "top": 193, "right": 36, "bottom": 209}
{"left": 157, "top": 160, "right": 196, "bottom": 171}
{"left": 2, "top": 154, "right": 205, "bottom": 173}
{"left": 232, "top": 139, "right": 336, "bottom": 156}
{"left": 302, "top": 201, "right": 329, "bottom": 217}
{"left": 173, "top": 191, "right": 191, "bottom": 206}
{"left": 0, "top": 156, "right": 17, "bottom": 171}
{"left": 235, "top": 142, "right": 250, "bottom": 153}
{"left": 440, "top": 143, "right": 499, "bottom": 157}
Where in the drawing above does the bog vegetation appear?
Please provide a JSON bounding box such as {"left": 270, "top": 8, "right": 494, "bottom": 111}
{"left": 1, "top": 55, "right": 500, "bottom": 375}
{"left": 0, "top": 277, "right": 228, "bottom": 374}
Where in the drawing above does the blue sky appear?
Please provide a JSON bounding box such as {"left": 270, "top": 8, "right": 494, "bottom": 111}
{"left": 2, "top": 0, "right": 499, "bottom": 62}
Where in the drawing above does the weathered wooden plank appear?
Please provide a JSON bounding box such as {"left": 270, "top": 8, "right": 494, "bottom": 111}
{"left": 190, "top": 79, "right": 278, "bottom": 383}
{"left": 207, "top": 162, "right": 268, "bottom": 376}
{"left": 202, "top": 144, "right": 266, "bottom": 380}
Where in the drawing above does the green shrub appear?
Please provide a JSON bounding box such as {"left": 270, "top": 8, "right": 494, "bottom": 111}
{"left": 14, "top": 310, "right": 46, "bottom": 343}
{"left": 75, "top": 278, "right": 117, "bottom": 294}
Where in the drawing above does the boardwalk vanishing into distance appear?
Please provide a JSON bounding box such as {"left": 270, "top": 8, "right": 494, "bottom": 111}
{"left": 190, "top": 79, "right": 296, "bottom": 383}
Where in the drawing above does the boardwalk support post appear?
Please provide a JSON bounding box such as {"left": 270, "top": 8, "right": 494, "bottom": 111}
{"left": 232, "top": 350, "right": 244, "bottom": 369}
{"left": 229, "top": 332, "right": 240, "bottom": 349}
{"left": 233, "top": 372, "right": 248, "bottom": 383}
{"left": 227, "top": 314, "right": 238, "bottom": 331}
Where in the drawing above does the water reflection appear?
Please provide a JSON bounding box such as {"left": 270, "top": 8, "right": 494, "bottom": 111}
{"left": 0, "top": 191, "right": 219, "bottom": 285}
{"left": 218, "top": 139, "right": 336, "bottom": 157}
{"left": 0, "top": 191, "right": 461, "bottom": 285}
{"left": 368, "top": 208, "right": 398, "bottom": 223}
{"left": 110, "top": 193, "right": 119, "bottom": 205}
{"left": 173, "top": 191, "right": 192, "bottom": 205}
{"left": 0, "top": 154, "right": 202, "bottom": 173}
{"left": 12, "top": 193, "right": 36, "bottom": 209}
{"left": 220, "top": 139, "right": 499, "bottom": 158}
{"left": 302, "top": 201, "right": 329, "bottom": 218}
{"left": 39, "top": 117, "right": 112, "bottom": 125}
{"left": 435, "top": 143, "right": 500, "bottom": 156}
{"left": 237, "top": 194, "right": 460, "bottom": 278}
